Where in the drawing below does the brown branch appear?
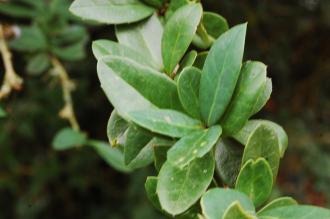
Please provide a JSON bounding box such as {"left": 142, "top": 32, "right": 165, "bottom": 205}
{"left": 0, "top": 24, "right": 23, "bottom": 99}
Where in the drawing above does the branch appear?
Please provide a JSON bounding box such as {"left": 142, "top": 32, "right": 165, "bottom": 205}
{"left": 0, "top": 24, "right": 23, "bottom": 99}
{"left": 50, "top": 56, "right": 80, "bottom": 131}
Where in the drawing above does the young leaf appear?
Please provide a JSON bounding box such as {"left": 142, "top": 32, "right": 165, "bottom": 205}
{"left": 221, "top": 61, "right": 267, "bottom": 136}
{"left": 200, "top": 188, "right": 255, "bottom": 219}
{"left": 177, "top": 66, "right": 201, "bottom": 119}
{"left": 250, "top": 78, "right": 272, "bottom": 116}
{"left": 241, "top": 124, "right": 281, "bottom": 180}
{"left": 257, "top": 197, "right": 298, "bottom": 215}
{"left": 26, "top": 53, "right": 50, "bottom": 75}
{"left": 100, "top": 56, "right": 182, "bottom": 111}
{"left": 193, "top": 51, "right": 208, "bottom": 69}
{"left": 129, "top": 109, "right": 203, "bottom": 138}
{"left": 162, "top": 3, "right": 203, "bottom": 74}
{"left": 107, "top": 110, "right": 128, "bottom": 147}
{"left": 124, "top": 125, "right": 152, "bottom": 165}
{"left": 199, "top": 23, "right": 247, "bottom": 126}
{"left": 223, "top": 201, "right": 256, "bottom": 219}
{"left": 69, "top": 0, "right": 155, "bottom": 24}
{"left": 92, "top": 40, "right": 158, "bottom": 69}
{"left": 145, "top": 176, "right": 162, "bottom": 211}
{"left": 97, "top": 60, "right": 155, "bottom": 121}
{"left": 235, "top": 158, "right": 273, "bottom": 207}
{"left": 88, "top": 140, "right": 131, "bottom": 173}
{"left": 214, "top": 139, "right": 243, "bottom": 186}
{"left": 157, "top": 152, "right": 214, "bottom": 215}
{"left": 258, "top": 205, "right": 330, "bottom": 219}
{"left": 52, "top": 128, "right": 87, "bottom": 150}
{"left": 167, "top": 125, "right": 222, "bottom": 168}
{"left": 115, "top": 14, "right": 163, "bottom": 69}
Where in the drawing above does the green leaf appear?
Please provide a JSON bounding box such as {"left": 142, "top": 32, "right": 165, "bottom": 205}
{"left": 52, "top": 38, "right": 87, "bottom": 61}
{"left": 177, "top": 50, "right": 198, "bottom": 74}
{"left": 126, "top": 138, "right": 154, "bottom": 169}
{"left": 251, "top": 78, "right": 272, "bottom": 116}
{"left": 162, "top": 3, "right": 203, "bottom": 74}
{"left": 167, "top": 125, "right": 221, "bottom": 168}
{"left": 145, "top": 176, "right": 162, "bottom": 211}
{"left": 241, "top": 124, "right": 281, "bottom": 181}
{"left": 92, "top": 40, "right": 157, "bottom": 69}
{"left": 115, "top": 14, "right": 163, "bottom": 70}
{"left": 0, "top": 106, "right": 7, "bottom": 118}
{"left": 52, "top": 128, "right": 87, "bottom": 150}
{"left": 129, "top": 109, "right": 203, "bottom": 138}
{"left": 221, "top": 61, "right": 267, "bottom": 136}
{"left": 0, "top": 2, "right": 36, "bottom": 18}
{"left": 164, "top": 0, "right": 189, "bottom": 20}
{"left": 193, "top": 51, "right": 208, "bottom": 69}
{"left": 100, "top": 56, "right": 182, "bottom": 111}
{"left": 258, "top": 197, "right": 298, "bottom": 215}
{"left": 153, "top": 138, "right": 175, "bottom": 171}
{"left": 235, "top": 158, "right": 273, "bottom": 207}
{"left": 177, "top": 66, "right": 201, "bottom": 119}
{"left": 124, "top": 125, "right": 152, "bottom": 165}
{"left": 157, "top": 152, "right": 215, "bottom": 215}
{"left": 258, "top": 205, "right": 330, "bottom": 219}
{"left": 97, "top": 60, "right": 155, "bottom": 121}
{"left": 199, "top": 23, "right": 247, "bottom": 126}
{"left": 107, "top": 110, "right": 128, "bottom": 147}
{"left": 69, "top": 0, "right": 155, "bottom": 24}
{"left": 141, "top": 0, "right": 164, "bottom": 8}
{"left": 88, "top": 140, "right": 131, "bottom": 173}
{"left": 9, "top": 25, "right": 47, "bottom": 52}
{"left": 233, "top": 120, "right": 288, "bottom": 158}
{"left": 200, "top": 188, "right": 255, "bottom": 219}
{"left": 53, "top": 25, "right": 87, "bottom": 45}
{"left": 26, "top": 53, "right": 50, "bottom": 75}
{"left": 202, "top": 12, "right": 229, "bottom": 39}
{"left": 214, "top": 139, "right": 243, "bottom": 186}
{"left": 223, "top": 201, "right": 256, "bottom": 219}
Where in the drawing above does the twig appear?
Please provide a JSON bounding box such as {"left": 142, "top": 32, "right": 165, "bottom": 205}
{"left": 0, "top": 24, "right": 23, "bottom": 99}
{"left": 50, "top": 56, "right": 80, "bottom": 131}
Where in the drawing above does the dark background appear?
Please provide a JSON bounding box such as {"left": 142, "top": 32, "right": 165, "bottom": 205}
{"left": 0, "top": 0, "right": 330, "bottom": 218}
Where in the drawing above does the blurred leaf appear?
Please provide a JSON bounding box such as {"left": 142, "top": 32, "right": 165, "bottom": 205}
{"left": 52, "top": 128, "right": 87, "bottom": 150}
{"left": 52, "top": 38, "right": 87, "bottom": 61}
{"left": 10, "top": 25, "right": 47, "bottom": 52}
{"left": 69, "top": 0, "right": 155, "bottom": 24}
{"left": 0, "top": 2, "right": 36, "bottom": 18}
{"left": 26, "top": 53, "right": 50, "bottom": 75}
{"left": 0, "top": 106, "right": 7, "bottom": 118}
{"left": 53, "top": 25, "right": 87, "bottom": 45}
{"left": 157, "top": 152, "right": 214, "bottom": 215}
{"left": 257, "top": 197, "right": 298, "bottom": 215}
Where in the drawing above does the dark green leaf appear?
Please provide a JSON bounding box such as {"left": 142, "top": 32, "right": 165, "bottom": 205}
{"left": 52, "top": 128, "right": 87, "bottom": 150}
{"left": 200, "top": 188, "right": 255, "bottom": 219}
{"left": 69, "top": 0, "right": 155, "bottom": 24}
{"left": 53, "top": 25, "right": 87, "bottom": 45}
{"left": 126, "top": 138, "right": 154, "bottom": 169}
{"left": 52, "top": 38, "right": 87, "bottom": 61}
{"left": 145, "top": 176, "right": 162, "bottom": 211}
{"left": 0, "top": 106, "right": 7, "bottom": 118}
{"left": 251, "top": 78, "right": 272, "bottom": 116}
{"left": 167, "top": 125, "right": 221, "bottom": 168}
{"left": 129, "top": 109, "right": 203, "bottom": 138}
{"left": 223, "top": 201, "right": 256, "bottom": 219}
{"left": 235, "top": 158, "right": 273, "bottom": 207}
{"left": 258, "top": 197, "right": 298, "bottom": 215}
{"left": 141, "top": 0, "right": 164, "bottom": 8}
{"left": 221, "top": 61, "right": 267, "bottom": 136}
{"left": 162, "top": 3, "right": 203, "bottom": 74}
{"left": 199, "top": 23, "right": 247, "bottom": 126}
{"left": 0, "top": 3, "right": 36, "bottom": 18}
{"left": 202, "top": 12, "right": 229, "bottom": 39}
{"left": 177, "top": 66, "right": 201, "bottom": 119}
{"left": 193, "top": 51, "right": 208, "bottom": 69}
{"left": 10, "top": 26, "right": 47, "bottom": 52}
{"left": 107, "top": 110, "right": 128, "bottom": 147}
{"left": 26, "top": 53, "right": 50, "bottom": 75}
{"left": 157, "top": 152, "right": 214, "bottom": 215}
{"left": 153, "top": 138, "right": 175, "bottom": 171}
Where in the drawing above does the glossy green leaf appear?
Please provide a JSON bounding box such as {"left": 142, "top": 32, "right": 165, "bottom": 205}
{"left": 107, "top": 110, "right": 128, "bottom": 147}
{"left": 153, "top": 138, "right": 175, "bottom": 171}
{"left": 193, "top": 51, "right": 208, "bottom": 69}
{"left": 100, "top": 56, "right": 182, "bottom": 111}
{"left": 241, "top": 124, "right": 281, "bottom": 180}
{"left": 167, "top": 125, "right": 221, "bottom": 168}
{"left": 124, "top": 125, "right": 153, "bottom": 165}
{"left": 52, "top": 128, "right": 87, "bottom": 150}
{"left": 258, "top": 205, "right": 330, "bottom": 219}
{"left": 26, "top": 53, "right": 50, "bottom": 75}
{"left": 157, "top": 152, "right": 214, "bottom": 215}
{"left": 92, "top": 40, "right": 158, "bottom": 69}
{"left": 200, "top": 188, "right": 255, "bottom": 219}
{"left": 115, "top": 14, "right": 163, "bottom": 69}
{"left": 97, "top": 60, "right": 155, "bottom": 121}
{"left": 69, "top": 0, "right": 155, "bottom": 24}
{"left": 235, "top": 158, "right": 273, "bottom": 207}
{"left": 0, "top": 106, "right": 7, "bottom": 118}
{"left": 199, "top": 23, "right": 247, "bottom": 126}
{"left": 214, "top": 139, "right": 243, "bottom": 186}
{"left": 221, "top": 61, "right": 267, "bottom": 136}
{"left": 251, "top": 78, "right": 272, "bottom": 116}
{"left": 177, "top": 67, "right": 201, "bottom": 119}
{"left": 129, "top": 109, "right": 203, "bottom": 138}
{"left": 223, "top": 201, "right": 255, "bottom": 219}
{"left": 88, "top": 140, "right": 131, "bottom": 173}
{"left": 162, "top": 3, "right": 203, "bottom": 74}
{"left": 258, "top": 197, "right": 298, "bottom": 215}
{"left": 233, "top": 120, "right": 288, "bottom": 158}
{"left": 145, "top": 176, "right": 162, "bottom": 211}
{"left": 177, "top": 50, "right": 198, "bottom": 74}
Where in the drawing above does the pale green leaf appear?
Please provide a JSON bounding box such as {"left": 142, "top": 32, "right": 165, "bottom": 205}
{"left": 177, "top": 50, "right": 198, "bottom": 74}
{"left": 258, "top": 197, "right": 298, "bottom": 215}
{"left": 52, "top": 128, "right": 87, "bottom": 150}
{"left": 107, "top": 110, "right": 128, "bottom": 147}
{"left": 223, "top": 201, "right": 256, "bottom": 219}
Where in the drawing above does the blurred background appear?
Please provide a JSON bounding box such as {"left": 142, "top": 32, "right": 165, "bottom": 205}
{"left": 0, "top": 0, "right": 329, "bottom": 218}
